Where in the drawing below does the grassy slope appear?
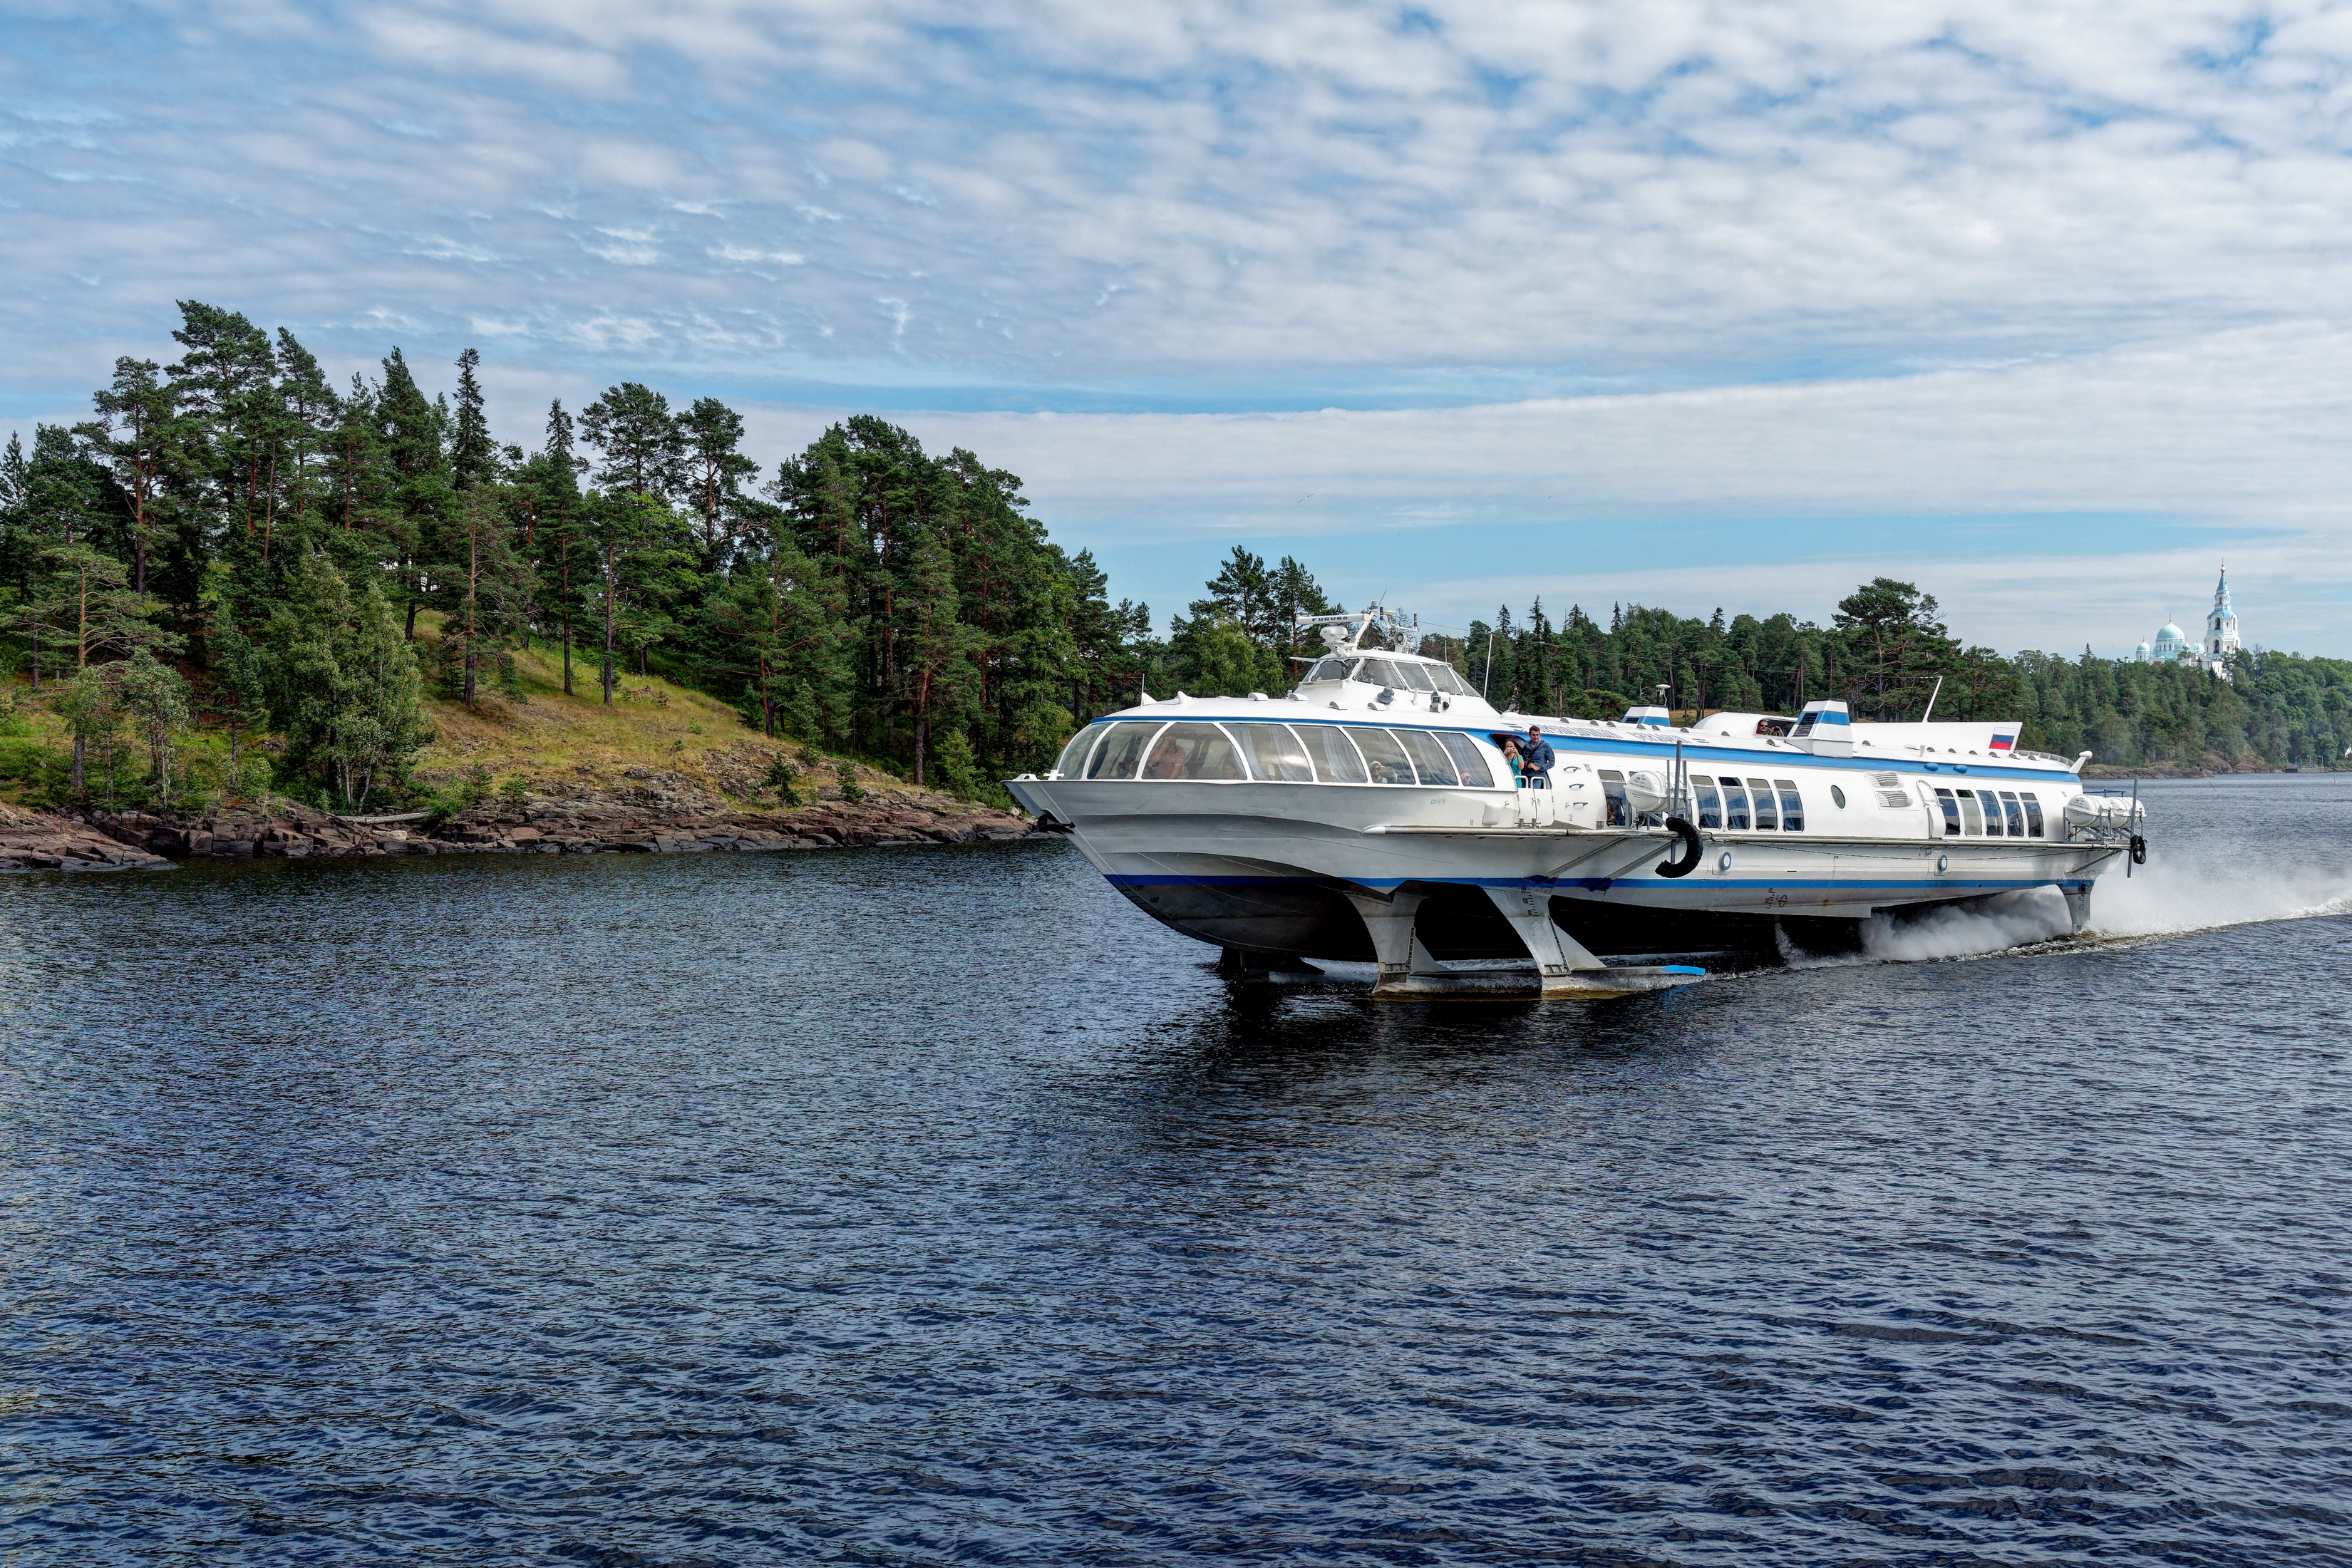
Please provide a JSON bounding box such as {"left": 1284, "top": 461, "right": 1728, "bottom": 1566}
{"left": 406, "top": 621, "right": 932, "bottom": 810}
{"left": 0, "top": 622, "right": 956, "bottom": 814}
{"left": 416, "top": 632, "right": 782, "bottom": 794}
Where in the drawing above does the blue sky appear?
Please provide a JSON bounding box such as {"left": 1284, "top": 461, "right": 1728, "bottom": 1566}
{"left": 6, "top": 1, "right": 2352, "bottom": 653}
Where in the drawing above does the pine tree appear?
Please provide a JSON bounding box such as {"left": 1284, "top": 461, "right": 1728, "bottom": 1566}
{"left": 899, "top": 527, "right": 978, "bottom": 786}
{"left": 113, "top": 647, "right": 192, "bottom": 799}
{"left": 51, "top": 664, "right": 119, "bottom": 795}
{"left": 524, "top": 399, "right": 591, "bottom": 696}
{"left": 261, "top": 550, "right": 428, "bottom": 808}
{"left": 274, "top": 330, "right": 339, "bottom": 530}
{"left": 1833, "top": 578, "right": 1961, "bottom": 721}
{"left": 710, "top": 537, "right": 846, "bottom": 739}
{"left": 582, "top": 383, "right": 683, "bottom": 500}
{"left": 31, "top": 541, "right": 180, "bottom": 668}
{"left": 435, "top": 490, "right": 529, "bottom": 706}
{"left": 583, "top": 492, "right": 694, "bottom": 703}
{"left": 678, "top": 396, "right": 757, "bottom": 552}
{"left": 76, "top": 358, "right": 181, "bottom": 594}
{"left": 449, "top": 348, "right": 497, "bottom": 492}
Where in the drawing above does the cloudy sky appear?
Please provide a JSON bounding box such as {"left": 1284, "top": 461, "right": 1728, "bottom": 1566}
{"left": 6, "top": 0, "right": 2351, "bottom": 653}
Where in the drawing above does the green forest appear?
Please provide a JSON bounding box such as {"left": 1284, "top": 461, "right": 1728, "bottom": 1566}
{"left": 2, "top": 301, "right": 2345, "bottom": 817}
{"left": 1455, "top": 582, "right": 2352, "bottom": 770}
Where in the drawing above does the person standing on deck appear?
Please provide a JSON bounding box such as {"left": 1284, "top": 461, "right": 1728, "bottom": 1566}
{"left": 1521, "top": 726, "right": 1556, "bottom": 788}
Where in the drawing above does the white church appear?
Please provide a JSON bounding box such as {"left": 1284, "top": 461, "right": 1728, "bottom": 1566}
{"left": 2133, "top": 567, "right": 2241, "bottom": 680}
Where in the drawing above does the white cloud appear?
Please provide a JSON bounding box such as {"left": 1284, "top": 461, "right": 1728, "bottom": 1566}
{"left": 16, "top": 0, "right": 2352, "bottom": 384}
{"left": 7, "top": 0, "right": 2352, "bottom": 652}
{"left": 806, "top": 324, "right": 2352, "bottom": 652}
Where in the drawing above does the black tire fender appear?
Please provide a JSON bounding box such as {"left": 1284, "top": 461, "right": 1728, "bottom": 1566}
{"left": 1656, "top": 815, "right": 1703, "bottom": 878}
{"left": 2129, "top": 833, "right": 2146, "bottom": 865}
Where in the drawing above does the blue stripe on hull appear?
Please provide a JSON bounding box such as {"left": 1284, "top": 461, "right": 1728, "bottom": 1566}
{"left": 1103, "top": 873, "right": 2089, "bottom": 892}
{"left": 1245, "top": 717, "right": 2068, "bottom": 785}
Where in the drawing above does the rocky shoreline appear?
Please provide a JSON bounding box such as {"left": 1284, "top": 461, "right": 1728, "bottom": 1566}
{"left": 0, "top": 785, "right": 1050, "bottom": 873}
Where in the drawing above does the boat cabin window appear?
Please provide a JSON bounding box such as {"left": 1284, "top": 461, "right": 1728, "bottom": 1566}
{"left": 1747, "top": 777, "right": 1777, "bottom": 830}
{"left": 1054, "top": 721, "right": 1112, "bottom": 778}
{"left": 1303, "top": 657, "right": 1356, "bottom": 684}
{"left": 1087, "top": 721, "right": 1165, "bottom": 780}
{"left": 1755, "top": 718, "right": 1793, "bottom": 736}
{"left": 1141, "top": 723, "right": 1246, "bottom": 781}
{"left": 1598, "top": 768, "right": 1630, "bottom": 826}
{"left": 1300, "top": 726, "right": 1369, "bottom": 783}
{"left": 1996, "top": 790, "right": 2024, "bottom": 837}
{"left": 1233, "top": 723, "right": 1316, "bottom": 783}
{"left": 1775, "top": 780, "right": 1803, "bottom": 831}
{"left": 1934, "top": 786, "right": 1961, "bottom": 836}
{"left": 1694, "top": 777, "right": 1723, "bottom": 830}
{"left": 1393, "top": 663, "right": 1437, "bottom": 693}
{"left": 1425, "top": 664, "right": 1474, "bottom": 696}
{"left": 1358, "top": 659, "right": 1403, "bottom": 691}
{"left": 2019, "top": 791, "right": 2044, "bottom": 837}
{"left": 1956, "top": 789, "right": 1985, "bottom": 835}
{"left": 1353, "top": 727, "right": 1417, "bottom": 784}
{"left": 1438, "top": 731, "right": 1496, "bottom": 785}
{"left": 1396, "top": 729, "right": 1459, "bottom": 785}
{"left": 1722, "top": 777, "right": 1751, "bottom": 830}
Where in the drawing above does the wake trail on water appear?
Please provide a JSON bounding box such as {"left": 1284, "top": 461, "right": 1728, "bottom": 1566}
{"left": 1784, "top": 847, "right": 2352, "bottom": 967}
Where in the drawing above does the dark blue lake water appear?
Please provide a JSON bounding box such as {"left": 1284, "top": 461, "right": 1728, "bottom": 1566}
{"left": 4, "top": 774, "right": 2348, "bottom": 1566}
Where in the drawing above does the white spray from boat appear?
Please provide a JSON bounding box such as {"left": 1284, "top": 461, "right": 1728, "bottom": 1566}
{"left": 1816, "top": 841, "right": 2352, "bottom": 965}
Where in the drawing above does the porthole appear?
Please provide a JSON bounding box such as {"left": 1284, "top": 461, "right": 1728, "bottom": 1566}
{"left": 1830, "top": 785, "right": 1847, "bottom": 809}
{"left": 1936, "top": 852, "right": 1950, "bottom": 873}
{"left": 1717, "top": 850, "right": 1733, "bottom": 872}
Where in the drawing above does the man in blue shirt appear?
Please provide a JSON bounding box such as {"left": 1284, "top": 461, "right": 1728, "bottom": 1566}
{"left": 1522, "top": 726, "right": 1556, "bottom": 787}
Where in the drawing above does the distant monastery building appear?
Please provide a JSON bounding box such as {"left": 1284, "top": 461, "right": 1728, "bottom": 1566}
{"left": 2133, "top": 567, "right": 2240, "bottom": 680}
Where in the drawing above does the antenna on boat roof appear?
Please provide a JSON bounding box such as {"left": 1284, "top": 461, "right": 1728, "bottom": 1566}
{"left": 1295, "top": 604, "right": 1410, "bottom": 652}
{"left": 1920, "top": 674, "right": 1944, "bottom": 723}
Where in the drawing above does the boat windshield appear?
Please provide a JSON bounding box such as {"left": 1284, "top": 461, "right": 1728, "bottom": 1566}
{"left": 1301, "top": 657, "right": 1356, "bottom": 683}
{"left": 1232, "top": 723, "right": 1316, "bottom": 782}
{"left": 1053, "top": 722, "right": 1112, "bottom": 777}
{"left": 1085, "top": 721, "right": 1163, "bottom": 779}
{"left": 1393, "top": 663, "right": 1436, "bottom": 692}
{"left": 1425, "top": 664, "right": 1474, "bottom": 696}
{"left": 1358, "top": 659, "right": 1403, "bottom": 691}
{"left": 1140, "top": 723, "right": 1247, "bottom": 780}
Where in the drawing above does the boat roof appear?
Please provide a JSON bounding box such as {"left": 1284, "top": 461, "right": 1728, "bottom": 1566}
{"left": 1093, "top": 684, "right": 2073, "bottom": 777}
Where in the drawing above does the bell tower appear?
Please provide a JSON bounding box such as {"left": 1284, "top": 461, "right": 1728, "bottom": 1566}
{"left": 2205, "top": 565, "right": 2240, "bottom": 662}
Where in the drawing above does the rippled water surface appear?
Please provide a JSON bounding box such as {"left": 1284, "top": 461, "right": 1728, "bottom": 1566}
{"left": 4, "top": 775, "right": 2349, "bottom": 1566}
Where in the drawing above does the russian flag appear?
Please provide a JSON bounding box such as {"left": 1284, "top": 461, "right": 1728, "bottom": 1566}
{"left": 1989, "top": 733, "right": 2016, "bottom": 752}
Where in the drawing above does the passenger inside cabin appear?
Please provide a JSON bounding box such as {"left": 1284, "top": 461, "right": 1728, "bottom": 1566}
{"left": 1145, "top": 738, "right": 1187, "bottom": 779}
{"left": 1499, "top": 736, "right": 1525, "bottom": 787}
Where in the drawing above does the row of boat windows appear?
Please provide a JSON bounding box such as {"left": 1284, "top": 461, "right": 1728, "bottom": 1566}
{"left": 1590, "top": 772, "right": 1809, "bottom": 832}
{"left": 1299, "top": 657, "right": 1478, "bottom": 696}
{"left": 1057, "top": 720, "right": 1498, "bottom": 786}
{"left": 1936, "top": 786, "right": 2046, "bottom": 838}
{"left": 1678, "top": 775, "right": 1806, "bottom": 832}
{"left": 1057, "top": 722, "right": 2056, "bottom": 839}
